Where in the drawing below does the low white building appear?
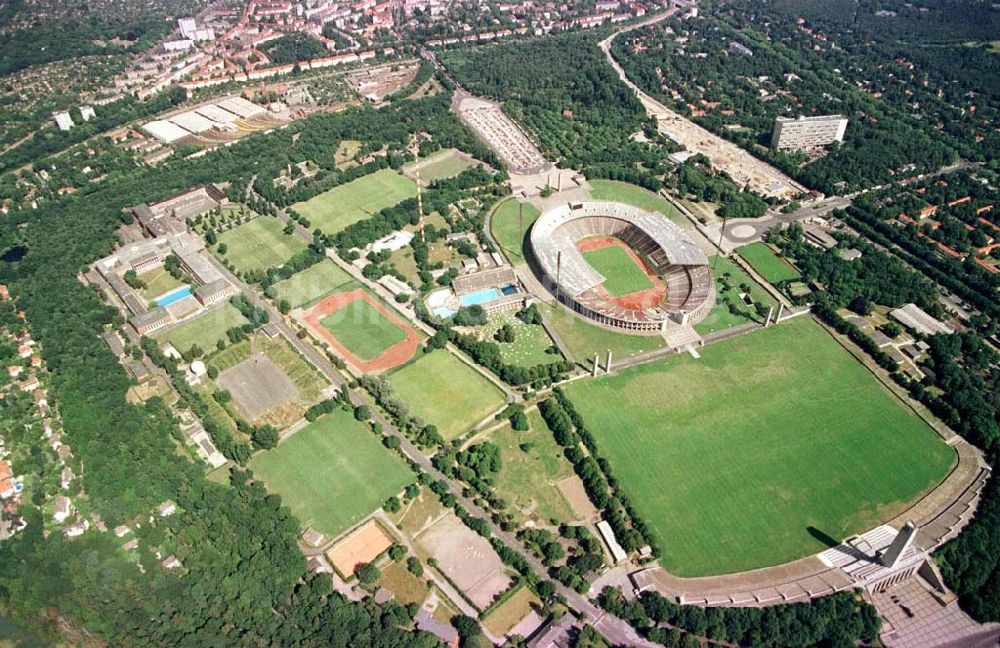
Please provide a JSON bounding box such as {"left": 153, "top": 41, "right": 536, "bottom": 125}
{"left": 890, "top": 303, "right": 952, "bottom": 337}
{"left": 53, "top": 111, "right": 75, "bottom": 131}
{"left": 597, "top": 520, "right": 627, "bottom": 564}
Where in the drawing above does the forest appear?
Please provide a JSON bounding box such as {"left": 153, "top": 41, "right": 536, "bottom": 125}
{"left": 442, "top": 32, "right": 655, "bottom": 170}
{"left": 260, "top": 33, "right": 329, "bottom": 65}
{"left": 612, "top": 0, "right": 1000, "bottom": 194}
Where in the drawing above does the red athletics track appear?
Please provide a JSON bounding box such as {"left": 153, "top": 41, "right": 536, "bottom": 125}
{"left": 576, "top": 236, "right": 668, "bottom": 310}
{"left": 302, "top": 289, "right": 421, "bottom": 373}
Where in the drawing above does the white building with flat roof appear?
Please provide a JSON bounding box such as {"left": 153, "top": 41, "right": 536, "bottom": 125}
{"left": 53, "top": 111, "right": 75, "bottom": 131}
{"left": 771, "top": 115, "right": 848, "bottom": 151}
{"left": 597, "top": 520, "right": 627, "bottom": 564}
{"left": 890, "top": 303, "right": 952, "bottom": 337}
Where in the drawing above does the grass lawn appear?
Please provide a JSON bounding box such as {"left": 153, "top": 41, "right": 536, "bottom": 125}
{"left": 321, "top": 298, "right": 408, "bottom": 361}
{"left": 738, "top": 242, "right": 801, "bottom": 284}
{"left": 334, "top": 140, "right": 362, "bottom": 169}
{"left": 138, "top": 267, "right": 185, "bottom": 301}
{"left": 194, "top": 380, "right": 239, "bottom": 438}
{"left": 378, "top": 561, "right": 430, "bottom": 605}
{"left": 564, "top": 317, "right": 955, "bottom": 576}
{"left": 274, "top": 259, "right": 354, "bottom": 309}
{"left": 694, "top": 255, "right": 775, "bottom": 335}
{"left": 536, "top": 301, "right": 664, "bottom": 363}
{"left": 589, "top": 180, "right": 683, "bottom": 222}
{"left": 217, "top": 217, "right": 307, "bottom": 274}
{"left": 482, "top": 585, "right": 541, "bottom": 637}
{"left": 406, "top": 149, "right": 474, "bottom": 183}
{"left": 389, "top": 350, "right": 507, "bottom": 440}
{"left": 291, "top": 169, "right": 417, "bottom": 235}
{"left": 489, "top": 409, "right": 580, "bottom": 526}
{"left": 582, "top": 246, "right": 654, "bottom": 296}
{"left": 248, "top": 409, "right": 412, "bottom": 536}
{"left": 490, "top": 199, "right": 540, "bottom": 265}
{"left": 159, "top": 303, "right": 249, "bottom": 353}
{"left": 480, "top": 313, "right": 561, "bottom": 367}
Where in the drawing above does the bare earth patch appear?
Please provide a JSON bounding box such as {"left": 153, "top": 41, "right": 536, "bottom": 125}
{"left": 415, "top": 512, "right": 511, "bottom": 610}
{"left": 216, "top": 354, "right": 298, "bottom": 421}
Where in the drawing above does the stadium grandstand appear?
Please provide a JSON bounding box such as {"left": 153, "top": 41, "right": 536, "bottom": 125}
{"left": 530, "top": 201, "right": 714, "bottom": 332}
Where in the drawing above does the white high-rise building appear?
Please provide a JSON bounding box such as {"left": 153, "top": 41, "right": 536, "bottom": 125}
{"left": 771, "top": 115, "right": 848, "bottom": 151}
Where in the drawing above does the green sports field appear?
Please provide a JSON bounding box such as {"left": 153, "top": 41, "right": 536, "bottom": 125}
{"left": 291, "top": 169, "right": 417, "bottom": 234}
{"left": 321, "top": 299, "right": 407, "bottom": 361}
{"left": 490, "top": 199, "right": 540, "bottom": 265}
{"left": 159, "top": 303, "right": 249, "bottom": 353}
{"left": 389, "top": 349, "right": 507, "bottom": 440}
{"left": 248, "top": 409, "right": 412, "bottom": 536}
{"left": 583, "top": 245, "right": 654, "bottom": 296}
{"left": 564, "top": 316, "right": 954, "bottom": 576}
{"left": 273, "top": 259, "right": 353, "bottom": 309}
{"left": 738, "top": 242, "right": 801, "bottom": 284}
{"left": 217, "top": 217, "right": 307, "bottom": 274}
{"left": 589, "top": 180, "right": 684, "bottom": 222}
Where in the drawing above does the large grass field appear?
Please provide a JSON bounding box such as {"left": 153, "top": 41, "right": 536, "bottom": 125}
{"left": 389, "top": 350, "right": 507, "bottom": 440}
{"left": 693, "top": 256, "right": 775, "bottom": 335}
{"left": 217, "top": 216, "right": 307, "bottom": 274}
{"left": 535, "top": 301, "right": 664, "bottom": 362}
{"left": 248, "top": 409, "right": 413, "bottom": 536}
{"left": 291, "top": 169, "right": 417, "bottom": 234}
{"left": 273, "top": 259, "right": 354, "bottom": 309}
{"left": 589, "top": 180, "right": 684, "bottom": 222}
{"left": 564, "top": 317, "right": 954, "bottom": 576}
{"left": 583, "top": 246, "right": 654, "bottom": 296}
{"left": 159, "top": 303, "right": 249, "bottom": 353}
{"left": 321, "top": 299, "right": 408, "bottom": 361}
{"left": 488, "top": 409, "right": 581, "bottom": 526}
{"left": 738, "top": 242, "right": 801, "bottom": 284}
{"left": 490, "top": 199, "right": 541, "bottom": 265}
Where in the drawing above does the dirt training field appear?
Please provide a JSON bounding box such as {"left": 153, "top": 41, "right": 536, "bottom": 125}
{"left": 325, "top": 521, "right": 394, "bottom": 578}
{"left": 216, "top": 354, "right": 298, "bottom": 421}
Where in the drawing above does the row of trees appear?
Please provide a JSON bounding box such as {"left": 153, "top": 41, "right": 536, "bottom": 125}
{"left": 0, "top": 80, "right": 497, "bottom": 643}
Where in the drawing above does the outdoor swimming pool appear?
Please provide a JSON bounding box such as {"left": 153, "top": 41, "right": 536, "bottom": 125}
{"left": 155, "top": 285, "right": 192, "bottom": 307}
{"left": 433, "top": 307, "right": 458, "bottom": 319}
{"left": 459, "top": 288, "right": 501, "bottom": 307}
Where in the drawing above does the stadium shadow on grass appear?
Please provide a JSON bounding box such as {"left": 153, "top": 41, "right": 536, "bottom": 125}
{"left": 807, "top": 526, "right": 841, "bottom": 549}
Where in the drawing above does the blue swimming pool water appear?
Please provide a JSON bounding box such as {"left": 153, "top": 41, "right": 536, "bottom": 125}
{"left": 459, "top": 288, "right": 501, "bottom": 307}
{"left": 155, "top": 285, "right": 192, "bottom": 307}
{"left": 433, "top": 307, "right": 458, "bottom": 319}
{"left": 500, "top": 284, "right": 518, "bottom": 296}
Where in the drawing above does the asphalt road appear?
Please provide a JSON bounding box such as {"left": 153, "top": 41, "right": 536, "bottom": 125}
{"left": 230, "top": 199, "right": 659, "bottom": 646}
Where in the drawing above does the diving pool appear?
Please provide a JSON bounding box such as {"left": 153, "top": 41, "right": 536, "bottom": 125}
{"left": 459, "top": 288, "right": 501, "bottom": 307}
{"left": 155, "top": 285, "right": 192, "bottom": 307}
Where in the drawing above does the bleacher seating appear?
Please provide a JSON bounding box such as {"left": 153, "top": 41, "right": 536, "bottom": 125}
{"left": 530, "top": 201, "right": 714, "bottom": 330}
